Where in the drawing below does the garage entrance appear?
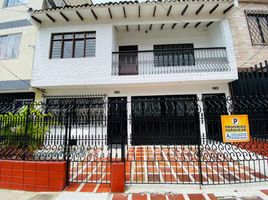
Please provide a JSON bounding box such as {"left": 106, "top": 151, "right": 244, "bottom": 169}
{"left": 131, "top": 95, "right": 200, "bottom": 145}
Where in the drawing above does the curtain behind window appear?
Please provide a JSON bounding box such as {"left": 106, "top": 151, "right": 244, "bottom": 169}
{"left": 0, "top": 33, "right": 21, "bottom": 59}
{"left": 5, "top": 0, "right": 28, "bottom": 7}
{"left": 0, "top": 36, "right": 8, "bottom": 59}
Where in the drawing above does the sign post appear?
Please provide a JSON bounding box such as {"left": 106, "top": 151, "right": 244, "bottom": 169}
{"left": 221, "top": 115, "right": 250, "bottom": 143}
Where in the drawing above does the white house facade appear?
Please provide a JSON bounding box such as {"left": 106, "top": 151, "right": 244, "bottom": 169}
{"left": 30, "top": 0, "right": 238, "bottom": 99}
{"left": 28, "top": 0, "right": 239, "bottom": 145}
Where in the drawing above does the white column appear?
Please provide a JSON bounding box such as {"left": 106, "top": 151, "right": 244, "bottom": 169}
{"left": 197, "top": 93, "right": 206, "bottom": 143}
{"left": 127, "top": 96, "right": 132, "bottom": 146}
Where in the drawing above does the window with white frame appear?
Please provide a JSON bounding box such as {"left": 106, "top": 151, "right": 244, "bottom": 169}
{"left": 4, "top": 0, "right": 28, "bottom": 7}
{"left": 0, "top": 33, "right": 22, "bottom": 60}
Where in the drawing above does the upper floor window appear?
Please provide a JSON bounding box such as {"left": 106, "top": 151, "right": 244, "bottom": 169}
{"left": 245, "top": 10, "right": 268, "bottom": 45}
{"left": 0, "top": 33, "right": 22, "bottom": 60}
{"left": 4, "top": 0, "right": 28, "bottom": 7}
{"left": 154, "top": 44, "right": 195, "bottom": 67}
{"left": 50, "top": 32, "right": 96, "bottom": 59}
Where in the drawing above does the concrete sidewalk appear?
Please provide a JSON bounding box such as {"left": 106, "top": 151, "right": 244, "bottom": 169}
{"left": 1, "top": 183, "right": 268, "bottom": 200}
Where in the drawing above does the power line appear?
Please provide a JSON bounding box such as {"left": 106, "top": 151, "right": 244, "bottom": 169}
{"left": 239, "top": 45, "right": 266, "bottom": 68}
{"left": 0, "top": 61, "right": 31, "bottom": 88}
{"left": 0, "top": 61, "right": 45, "bottom": 93}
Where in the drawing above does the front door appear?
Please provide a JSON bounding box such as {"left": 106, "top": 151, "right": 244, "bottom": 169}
{"left": 202, "top": 93, "right": 228, "bottom": 141}
{"left": 119, "top": 45, "right": 138, "bottom": 75}
{"left": 107, "top": 97, "right": 128, "bottom": 144}
{"left": 131, "top": 95, "right": 200, "bottom": 145}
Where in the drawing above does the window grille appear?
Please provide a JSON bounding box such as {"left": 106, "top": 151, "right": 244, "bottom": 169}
{"left": 245, "top": 10, "right": 268, "bottom": 45}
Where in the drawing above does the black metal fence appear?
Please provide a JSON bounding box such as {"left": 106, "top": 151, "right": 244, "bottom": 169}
{"left": 0, "top": 96, "right": 267, "bottom": 185}
{"left": 112, "top": 47, "right": 230, "bottom": 76}
{"left": 229, "top": 60, "right": 268, "bottom": 96}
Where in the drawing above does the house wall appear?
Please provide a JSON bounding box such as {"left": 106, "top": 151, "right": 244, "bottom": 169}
{"left": 116, "top": 23, "right": 224, "bottom": 50}
{"left": 228, "top": 2, "right": 268, "bottom": 68}
{"left": 32, "top": 20, "right": 237, "bottom": 88}
{"left": 32, "top": 24, "right": 114, "bottom": 87}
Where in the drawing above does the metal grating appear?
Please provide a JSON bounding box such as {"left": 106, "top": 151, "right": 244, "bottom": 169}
{"left": 245, "top": 10, "right": 268, "bottom": 45}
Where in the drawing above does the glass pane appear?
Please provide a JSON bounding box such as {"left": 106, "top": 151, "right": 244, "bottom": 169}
{"left": 9, "top": 34, "right": 21, "bottom": 59}
{"left": 1, "top": 34, "right": 21, "bottom": 59}
{"left": 0, "top": 36, "right": 8, "bottom": 59}
{"left": 74, "top": 40, "right": 84, "bottom": 58}
{"left": 248, "top": 15, "right": 263, "bottom": 44}
{"left": 53, "top": 34, "right": 62, "bottom": 40}
{"left": 75, "top": 33, "right": 84, "bottom": 39}
{"left": 259, "top": 16, "right": 268, "bottom": 43}
{"left": 63, "top": 40, "right": 73, "bottom": 58}
{"left": 64, "top": 33, "right": 73, "bottom": 39}
{"left": 86, "top": 32, "right": 96, "bottom": 38}
{"left": 51, "top": 41, "right": 61, "bottom": 59}
{"left": 85, "top": 38, "right": 95, "bottom": 57}
{"left": 6, "top": 0, "right": 27, "bottom": 7}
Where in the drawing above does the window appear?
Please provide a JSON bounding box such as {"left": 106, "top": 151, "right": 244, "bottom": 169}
{"left": 0, "top": 33, "right": 22, "bottom": 59}
{"left": 245, "top": 10, "right": 268, "bottom": 45}
{"left": 50, "top": 32, "right": 96, "bottom": 59}
{"left": 4, "top": 0, "right": 27, "bottom": 7}
{"left": 153, "top": 44, "right": 195, "bottom": 67}
{"left": 45, "top": 95, "right": 106, "bottom": 126}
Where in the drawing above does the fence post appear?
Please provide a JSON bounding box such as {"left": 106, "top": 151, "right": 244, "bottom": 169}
{"left": 23, "top": 103, "right": 31, "bottom": 160}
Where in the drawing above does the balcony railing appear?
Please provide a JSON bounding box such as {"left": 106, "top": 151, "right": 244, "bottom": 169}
{"left": 112, "top": 47, "right": 230, "bottom": 76}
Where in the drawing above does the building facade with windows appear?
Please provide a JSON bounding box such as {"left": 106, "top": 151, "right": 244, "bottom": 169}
{"left": 29, "top": 0, "right": 238, "bottom": 143}
{"left": 0, "top": 0, "right": 45, "bottom": 103}
{"left": 229, "top": 0, "right": 268, "bottom": 68}
{"left": 0, "top": 0, "right": 91, "bottom": 104}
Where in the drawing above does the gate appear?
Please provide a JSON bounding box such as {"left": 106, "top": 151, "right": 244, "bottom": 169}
{"left": 0, "top": 95, "right": 267, "bottom": 186}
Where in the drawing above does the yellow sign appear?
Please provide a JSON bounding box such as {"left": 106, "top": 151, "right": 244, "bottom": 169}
{"left": 221, "top": 115, "right": 250, "bottom": 143}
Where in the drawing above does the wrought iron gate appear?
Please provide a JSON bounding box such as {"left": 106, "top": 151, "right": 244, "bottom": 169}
{"left": 0, "top": 95, "right": 267, "bottom": 185}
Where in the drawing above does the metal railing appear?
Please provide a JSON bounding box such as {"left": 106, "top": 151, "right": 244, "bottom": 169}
{"left": 112, "top": 47, "right": 230, "bottom": 76}
{"left": 0, "top": 96, "right": 267, "bottom": 185}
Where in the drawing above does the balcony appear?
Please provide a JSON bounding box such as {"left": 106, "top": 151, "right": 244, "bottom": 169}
{"left": 112, "top": 47, "right": 230, "bottom": 76}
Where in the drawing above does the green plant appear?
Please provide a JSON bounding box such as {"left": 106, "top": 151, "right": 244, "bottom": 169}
{"left": 0, "top": 104, "right": 53, "bottom": 152}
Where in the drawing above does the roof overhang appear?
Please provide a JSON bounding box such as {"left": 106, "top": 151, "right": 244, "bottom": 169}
{"left": 29, "top": 0, "right": 236, "bottom": 28}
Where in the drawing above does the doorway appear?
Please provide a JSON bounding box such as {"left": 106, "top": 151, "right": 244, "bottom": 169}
{"left": 119, "top": 45, "right": 138, "bottom": 75}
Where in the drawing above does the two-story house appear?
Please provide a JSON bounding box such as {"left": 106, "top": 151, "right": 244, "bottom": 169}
{"left": 30, "top": 1, "right": 238, "bottom": 97}
{"left": 29, "top": 0, "right": 238, "bottom": 144}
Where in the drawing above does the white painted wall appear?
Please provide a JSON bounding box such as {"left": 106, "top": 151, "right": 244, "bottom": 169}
{"left": 32, "top": 21, "right": 237, "bottom": 88}
{"left": 32, "top": 24, "right": 114, "bottom": 87}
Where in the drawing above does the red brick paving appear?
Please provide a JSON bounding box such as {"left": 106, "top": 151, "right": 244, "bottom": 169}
{"left": 69, "top": 146, "right": 267, "bottom": 184}
{"left": 64, "top": 183, "right": 80, "bottom": 192}
{"left": 261, "top": 189, "right": 268, "bottom": 196}
{"left": 150, "top": 194, "right": 166, "bottom": 200}
{"left": 168, "top": 194, "right": 185, "bottom": 200}
{"left": 80, "top": 183, "right": 96, "bottom": 192}
{"left": 96, "top": 183, "right": 111, "bottom": 193}
{"left": 208, "top": 194, "right": 218, "bottom": 200}
{"left": 132, "top": 193, "right": 147, "bottom": 200}
{"left": 188, "top": 194, "right": 206, "bottom": 200}
{"left": 112, "top": 193, "right": 128, "bottom": 200}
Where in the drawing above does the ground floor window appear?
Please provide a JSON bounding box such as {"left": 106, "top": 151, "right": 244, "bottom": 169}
{"left": 45, "top": 95, "right": 106, "bottom": 126}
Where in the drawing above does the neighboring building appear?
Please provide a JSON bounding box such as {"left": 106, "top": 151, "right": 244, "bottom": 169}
{"left": 229, "top": 0, "right": 268, "bottom": 68}
{"left": 0, "top": 0, "right": 91, "bottom": 104}
{"left": 0, "top": 0, "right": 41, "bottom": 103}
